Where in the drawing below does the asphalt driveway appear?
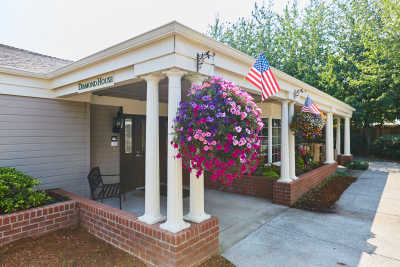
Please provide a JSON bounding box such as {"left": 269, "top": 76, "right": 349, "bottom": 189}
{"left": 223, "top": 160, "right": 400, "bottom": 267}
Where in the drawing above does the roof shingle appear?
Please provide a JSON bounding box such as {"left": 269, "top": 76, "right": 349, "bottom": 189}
{"left": 0, "top": 44, "right": 73, "bottom": 74}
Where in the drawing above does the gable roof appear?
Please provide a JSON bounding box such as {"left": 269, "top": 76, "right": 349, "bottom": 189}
{"left": 0, "top": 44, "right": 73, "bottom": 74}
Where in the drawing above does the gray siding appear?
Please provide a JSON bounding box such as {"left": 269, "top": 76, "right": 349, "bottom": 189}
{"left": 90, "top": 104, "right": 120, "bottom": 184}
{"left": 0, "top": 94, "right": 90, "bottom": 196}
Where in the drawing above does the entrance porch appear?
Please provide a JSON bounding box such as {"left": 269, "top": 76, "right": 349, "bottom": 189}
{"left": 103, "top": 188, "right": 287, "bottom": 252}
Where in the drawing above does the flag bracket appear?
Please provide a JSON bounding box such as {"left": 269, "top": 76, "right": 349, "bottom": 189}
{"left": 196, "top": 51, "right": 215, "bottom": 72}
{"left": 294, "top": 88, "right": 305, "bottom": 99}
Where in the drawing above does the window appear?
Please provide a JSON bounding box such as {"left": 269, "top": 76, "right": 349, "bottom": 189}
{"left": 259, "top": 118, "right": 281, "bottom": 163}
{"left": 124, "top": 118, "right": 132, "bottom": 154}
{"left": 272, "top": 119, "right": 281, "bottom": 162}
{"left": 259, "top": 118, "right": 269, "bottom": 160}
{"left": 135, "top": 118, "right": 146, "bottom": 155}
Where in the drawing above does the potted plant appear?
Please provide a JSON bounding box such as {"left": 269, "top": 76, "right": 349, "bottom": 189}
{"left": 290, "top": 112, "right": 326, "bottom": 140}
{"left": 172, "top": 77, "right": 263, "bottom": 185}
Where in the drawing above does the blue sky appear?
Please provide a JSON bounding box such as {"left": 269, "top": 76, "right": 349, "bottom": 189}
{"left": 1, "top": 0, "right": 309, "bottom": 61}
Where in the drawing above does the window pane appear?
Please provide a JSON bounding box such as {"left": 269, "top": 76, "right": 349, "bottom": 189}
{"left": 259, "top": 118, "right": 269, "bottom": 162}
{"left": 138, "top": 118, "right": 145, "bottom": 154}
{"left": 272, "top": 119, "right": 281, "bottom": 163}
{"left": 125, "top": 118, "right": 132, "bottom": 154}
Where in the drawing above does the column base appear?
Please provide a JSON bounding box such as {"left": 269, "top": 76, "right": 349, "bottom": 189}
{"left": 337, "top": 154, "right": 353, "bottom": 165}
{"left": 184, "top": 212, "right": 211, "bottom": 224}
{"left": 290, "top": 176, "right": 298, "bottom": 181}
{"left": 278, "top": 177, "right": 292, "bottom": 183}
{"left": 324, "top": 160, "right": 336, "bottom": 165}
{"left": 160, "top": 220, "right": 190, "bottom": 233}
{"left": 138, "top": 214, "right": 165, "bottom": 225}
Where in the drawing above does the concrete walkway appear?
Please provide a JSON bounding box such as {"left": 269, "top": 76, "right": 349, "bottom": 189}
{"left": 223, "top": 160, "right": 400, "bottom": 267}
{"left": 104, "top": 188, "right": 289, "bottom": 252}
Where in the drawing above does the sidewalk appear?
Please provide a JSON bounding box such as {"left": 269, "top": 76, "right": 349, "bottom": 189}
{"left": 223, "top": 160, "right": 400, "bottom": 267}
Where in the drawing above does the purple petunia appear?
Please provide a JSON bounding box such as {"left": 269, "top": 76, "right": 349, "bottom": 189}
{"left": 202, "top": 95, "right": 211, "bottom": 101}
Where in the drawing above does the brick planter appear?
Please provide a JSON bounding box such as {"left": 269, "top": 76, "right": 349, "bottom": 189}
{"left": 337, "top": 154, "right": 354, "bottom": 165}
{"left": 205, "top": 175, "right": 275, "bottom": 199}
{"left": 0, "top": 200, "right": 79, "bottom": 247}
{"left": 273, "top": 163, "right": 338, "bottom": 206}
{"left": 53, "top": 190, "right": 218, "bottom": 267}
{"left": 205, "top": 164, "right": 338, "bottom": 207}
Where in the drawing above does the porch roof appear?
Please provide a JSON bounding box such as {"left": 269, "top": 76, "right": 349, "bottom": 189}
{"left": 0, "top": 21, "right": 355, "bottom": 117}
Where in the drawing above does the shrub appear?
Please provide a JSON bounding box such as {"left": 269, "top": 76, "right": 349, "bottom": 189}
{"left": 345, "top": 160, "right": 369, "bottom": 170}
{"left": 261, "top": 170, "right": 280, "bottom": 179}
{"left": 0, "top": 167, "right": 51, "bottom": 214}
{"left": 371, "top": 134, "right": 400, "bottom": 160}
{"left": 251, "top": 164, "right": 280, "bottom": 179}
{"left": 296, "top": 156, "right": 305, "bottom": 170}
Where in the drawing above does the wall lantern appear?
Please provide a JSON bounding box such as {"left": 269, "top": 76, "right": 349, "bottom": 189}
{"left": 112, "top": 107, "right": 124, "bottom": 133}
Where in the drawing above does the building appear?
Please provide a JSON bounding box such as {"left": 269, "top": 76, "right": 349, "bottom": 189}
{"left": 0, "top": 21, "right": 355, "bottom": 265}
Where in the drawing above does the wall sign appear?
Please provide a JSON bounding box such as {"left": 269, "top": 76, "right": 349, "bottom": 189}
{"left": 78, "top": 76, "right": 114, "bottom": 91}
{"left": 111, "top": 136, "right": 119, "bottom": 147}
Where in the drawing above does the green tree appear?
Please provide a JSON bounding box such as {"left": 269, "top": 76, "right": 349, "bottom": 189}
{"left": 207, "top": 0, "right": 400, "bottom": 128}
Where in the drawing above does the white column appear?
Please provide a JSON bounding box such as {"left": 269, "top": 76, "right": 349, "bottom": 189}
{"left": 279, "top": 100, "right": 291, "bottom": 182}
{"left": 325, "top": 112, "right": 335, "bottom": 164}
{"left": 160, "top": 69, "right": 190, "bottom": 233}
{"left": 288, "top": 102, "right": 297, "bottom": 180}
{"left": 268, "top": 117, "right": 273, "bottom": 164}
{"left": 336, "top": 118, "right": 341, "bottom": 156}
{"left": 184, "top": 74, "right": 211, "bottom": 223}
{"left": 139, "top": 74, "right": 165, "bottom": 224}
{"left": 344, "top": 117, "right": 351, "bottom": 156}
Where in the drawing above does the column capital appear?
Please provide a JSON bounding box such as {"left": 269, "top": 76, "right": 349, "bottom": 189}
{"left": 142, "top": 73, "right": 164, "bottom": 83}
{"left": 163, "top": 68, "right": 187, "bottom": 79}
{"left": 185, "top": 73, "right": 208, "bottom": 85}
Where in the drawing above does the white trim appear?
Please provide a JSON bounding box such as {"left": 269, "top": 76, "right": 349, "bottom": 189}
{"left": 0, "top": 21, "right": 355, "bottom": 117}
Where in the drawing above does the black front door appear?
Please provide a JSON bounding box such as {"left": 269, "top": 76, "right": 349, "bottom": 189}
{"left": 120, "top": 115, "right": 146, "bottom": 193}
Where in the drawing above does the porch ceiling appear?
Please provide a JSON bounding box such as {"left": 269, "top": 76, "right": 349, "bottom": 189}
{"left": 93, "top": 77, "right": 264, "bottom": 103}
{"left": 93, "top": 78, "right": 170, "bottom": 103}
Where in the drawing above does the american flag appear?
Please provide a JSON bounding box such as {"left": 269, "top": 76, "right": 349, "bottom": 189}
{"left": 246, "top": 54, "right": 280, "bottom": 100}
{"left": 301, "top": 96, "right": 321, "bottom": 115}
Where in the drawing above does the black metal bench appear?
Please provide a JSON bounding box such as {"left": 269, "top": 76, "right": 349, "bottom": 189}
{"left": 87, "top": 167, "right": 122, "bottom": 209}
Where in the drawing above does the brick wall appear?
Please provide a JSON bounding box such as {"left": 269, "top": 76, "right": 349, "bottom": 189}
{"left": 54, "top": 190, "right": 219, "bottom": 267}
{"left": 0, "top": 200, "right": 79, "bottom": 247}
{"left": 205, "top": 164, "right": 338, "bottom": 206}
{"left": 205, "top": 175, "right": 274, "bottom": 199}
{"left": 273, "top": 163, "right": 338, "bottom": 206}
{"left": 337, "top": 154, "right": 354, "bottom": 165}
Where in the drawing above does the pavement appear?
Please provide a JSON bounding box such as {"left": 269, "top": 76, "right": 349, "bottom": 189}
{"left": 104, "top": 187, "right": 289, "bottom": 253}
{"left": 223, "top": 160, "right": 400, "bottom": 267}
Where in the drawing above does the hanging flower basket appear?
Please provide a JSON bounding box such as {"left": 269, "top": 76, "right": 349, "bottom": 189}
{"left": 290, "top": 111, "right": 326, "bottom": 140}
{"left": 172, "top": 77, "right": 263, "bottom": 186}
